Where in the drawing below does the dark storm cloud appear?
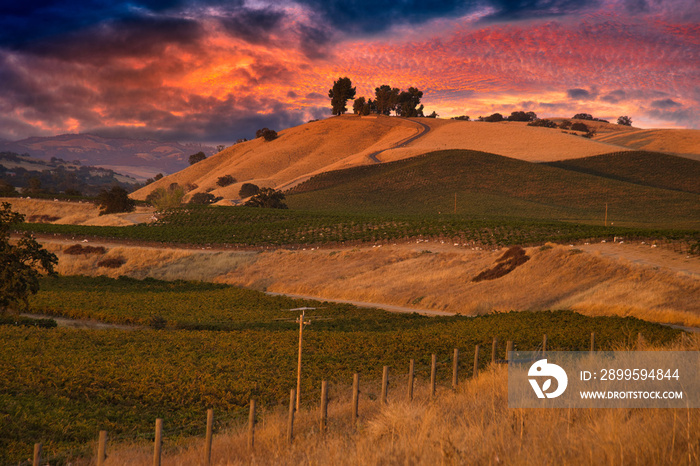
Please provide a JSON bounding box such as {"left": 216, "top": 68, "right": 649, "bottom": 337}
{"left": 219, "top": 7, "right": 285, "bottom": 44}
{"left": 601, "top": 90, "right": 627, "bottom": 103}
{"left": 567, "top": 88, "right": 595, "bottom": 100}
{"left": 651, "top": 98, "right": 681, "bottom": 109}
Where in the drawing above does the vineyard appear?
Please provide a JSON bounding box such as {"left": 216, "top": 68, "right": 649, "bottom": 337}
{"left": 17, "top": 204, "right": 699, "bottom": 249}
{"left": 1, "top": 275, "right": 684, "bottom": 464}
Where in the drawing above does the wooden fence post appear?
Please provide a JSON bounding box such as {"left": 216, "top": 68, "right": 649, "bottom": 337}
{"left": 491, "top": 338, "right": 498, "bottom": 364}
{"left": 204, "top": 409, "right": 213, "bottom": 466}
{"left": 287, "top": 389, "right": 295, "bottom": 444}
{"left": 542, "top": 334, "right": 547, "bottom": 355}
{"left": 381, "top": 366, "right": 389, "bottom": 405}
{"left": 153, "top": 418, "right": 163, "bottom": 466}
{"left": 407, "top": 359, "right": 415, "bottom": 402}
{"left": 33, "top": 443, "right": 41, "bottom": 466}
{"left": 473, "top": 345, "right": 480, "bottom": 378}
{"left": 320, "top": 380, "right": 328, "bottom": 433}
{"left": 452, "top": 348, "right": 459, "bottom": 389}
{"left": 248, "top": 399, "right": 256, "bottom": 451}
{"left": 590, "top": 332, "right": 596, "bottom": 353}
{"left": 97, "top": 430, "right": 107, "bottom": 466}
{"left": 430, "top": 354, "right": 437, "bottom": 397}
{"left": 506, "top": 341, "right": 513, "bottom": 362}
{"left": 351, "top": 373, "right": 359, "bottom": 428}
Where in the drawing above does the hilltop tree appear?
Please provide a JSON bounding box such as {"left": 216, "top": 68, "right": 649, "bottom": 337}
{"left": 328, "top": 77, "right": 356, "bottom": 115}
{"left": 573, "top": 113, "right": 593, "bottom": 120}
{"left": 189, "top": 151, "right": 207, "bottom": 165}
{"left": 374, "top": 85, "right": 400, "bottom": 115}
{"left": 1, "top": 202, "right": 58, "bottom": 313}
{"left": 617, "top": 116, "right": 632, "bottom": 126}
{"left": 507, "top": 111, "right": 537, "bottom": 122}
{"left": 97, "top": 186, "right": 135, "bottom": 215}
{"left": 255, "top": 128, "right": 278, "bottom": 141}
{"left": 396, "top": 87, "right": 424, "bottom": 118}
{"left": 353, "top": 97, "right": 366, "bottom": 115}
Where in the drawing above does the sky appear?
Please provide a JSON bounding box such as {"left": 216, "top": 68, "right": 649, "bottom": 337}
{"left": 1, "top": 0, "right": 698, "bottom": 144}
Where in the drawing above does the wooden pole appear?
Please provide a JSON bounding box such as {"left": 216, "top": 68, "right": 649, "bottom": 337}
{"left": 452, "top": 348, "right": 459, "bottom": 389}
{"left": 430, "top": 354, "right": 437, "bottom": 397}
{"left": 491, "top": 338, "right": 498, "bottom": 364}
{"left": 33, "top": 443, "right": 41, "bottom": 466}
{"left": 407, "top": 359, "right": 415, "bottom": 402}
{"left": 506, "top": 341, "right": 513, "bottom": 362}
{"left": 590, "top": 332, "right": 596, "bottom": 353}
{"left": 204, "top": 409, "right": 213, "bottom": 466}
{"left": 295, "top": 311, "right": 305, "bottom": 412}
{"left": 97, "top": 430, "right": 107, "bottom": 466}
{"left": 381, "top": 366, "right": 389, "bottom": 405}
{"left": 320, "top": 380, "right": 328, "bottom": 432}
{"left": 542, "top": 334, "right": 548, "bottom": 355}
{"left": 153, "top": 418, "right": 163, "bottom": 466}
{"left": 473, "top": 345, "right": 480, "bottom": 378}
{"left": 605, "top": 203, "right": 608, "bottom": 227}
{"left": 287, "top": 389, "right": 295, "bottom": 444}
{"left": 248, "top": 399, "right": 256, "bottom": 451}
{"left": 351, "top": 373, "right": 359, "bottom": 428}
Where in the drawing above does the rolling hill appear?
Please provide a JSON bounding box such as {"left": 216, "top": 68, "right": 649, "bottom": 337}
{"left": 286, "top": 149, "right": 700, "bottom": 229}
{"left": 131, "top": 115, "right": 636, "bottom": 203}
{"left": 593, "top": 129, "right": 700, "bottom": 160}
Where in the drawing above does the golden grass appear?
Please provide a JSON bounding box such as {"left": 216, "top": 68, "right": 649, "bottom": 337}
{"left": 1, "top": 197, "right": 154, "bottom": 225}
{"left": 103, "top": 336, "right": 700, "bottom": 465}
{"left": 594, "top": 129, "right": 700, "bottom": 161}
{"left": 41, "top": 239, "right": 700, "bottom": 329}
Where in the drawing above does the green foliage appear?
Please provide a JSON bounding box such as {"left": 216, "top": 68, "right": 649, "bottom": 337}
{"left": 146, "top": 183, "right": 184, "bottom": 210}
{"left": 0, "top": 203, "right": 57, "bottom": 312}
{"left": 238, "top": 183, "right": 260, "bottom": 198}
{"left": 244, "top": 188, "right": 288, "bottom": 209}
{"left": 396, "top": 87, "right": 424, "bottom": 117}
{"left": 189, "top": 192, "right": 222, "bottom": 205}
{"left": 328, "top": 77, "right": 357, "bottom": 115}
{"left": 255, "top": 128, "right": 278, "bottom": 141}
{"left": 0, "top": 274, "right": 683, "bottom": 464}
{"left": 374, "top": 85, "right": 400, "bottom": 115}
{"left": 96, "top": 186, "right": 136, "bottom": 215}
{"left": 188, "top": 151, "right": 207, "bottom": 165}
{"left": 617, "top": 115, "right": 632, "bottom": 126}
{"left": 216, "top": 175, "right": 236, "bottom": 187}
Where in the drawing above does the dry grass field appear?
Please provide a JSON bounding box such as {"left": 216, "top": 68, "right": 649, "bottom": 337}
{"left": 594, "top": 129, "right": 700, "bottom": 161}
{"left": 101, "top": 336, "right": 700, "bottom": 466}
{"left": 40, "top": 239, "right": 700, "bottom": 328}
{"left": 1, "top": 197, "right": 154, "bottom": 226}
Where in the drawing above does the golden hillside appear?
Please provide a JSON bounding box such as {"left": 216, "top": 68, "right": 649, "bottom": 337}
{"left": 594, "top": 128, "right": 700, "bottom": 160}
{"left": 131, "top": 114, "right": 697, "bottom": 203}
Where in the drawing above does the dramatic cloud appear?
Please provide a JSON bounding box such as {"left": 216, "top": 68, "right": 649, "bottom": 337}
{"left": 0, "top": 0, "right": 697, "bottom": 143}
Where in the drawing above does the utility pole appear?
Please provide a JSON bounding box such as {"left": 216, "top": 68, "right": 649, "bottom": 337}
{"left": 295, "top": 311, "right": 310, "bottom": 411}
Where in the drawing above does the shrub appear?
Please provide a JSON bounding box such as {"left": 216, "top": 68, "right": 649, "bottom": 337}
{"left": 239, "top": 183, "right": 260, "bottom": 198}
{"left": 216, "top": 175, "right": 236, "bottom": 187}
{"left": 528, "top": 119, "right": 557, "bottom": 128}
{"left": 507, "top": 111, "right": 537, "bottom": 122}
{"left": 188, "top": 151, "right": 207, "bottom": 165}
{"left": 97, "top": 258, "right": 125, "bottom": 268}
{"left": 573, "top": 113, "right": 593, "bottom": 120}
{"left": 570, "top": 122, "right": 589, "bottom": 132}
{"left": 64, "top": 244, "right": 107, "bottom": 255}
{"left": 146, "top": 183, "right": 185, "bottom": 210}
{"left": 617, "top": 116, "right": 632, "bottom": 126}
{"left": 559, "top": 120, "right": 572, "bottom": 129}
{"left": 244, "top": 188, "right": 288, "bottom": 209}
{"left": 96, "top": 186, "right": 135, "bottom": 215}
{"left": 451, "top": 115, "right": 469, "bottom": 120}
{"left": 482, "top": 113, "right": 504, "bottom": 122}
{"left": 189, "top": 193, "right": 222, "bottom": 205}
{"left": 255, "top": 128, "right": 278, "bottom": 141}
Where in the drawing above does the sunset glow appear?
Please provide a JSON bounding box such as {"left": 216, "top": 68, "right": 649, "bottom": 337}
{"left": 1, "top": 0, "right": 698, "bottom": 143}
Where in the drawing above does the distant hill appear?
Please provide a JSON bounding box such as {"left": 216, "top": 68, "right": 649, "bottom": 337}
{"left": 0, "top": 151, "right": 138, "bottom": 196}
{"left": 0, "top": 134, "right": 217, "bottom": 180}
{"left": 546, "top": 151, "right": 700, "bottom": 194}
{"left": 287, "top": 149, "right": 700, "bottom": 229}
{"left": 593, "top": 129, "right": 700, "bottom": 161}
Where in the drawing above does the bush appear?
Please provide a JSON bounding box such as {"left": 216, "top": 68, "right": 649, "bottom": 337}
{"left": 451, "top": 115, "right": 469, "bottom": 121}
{"left": 189, "top": 193, "right": 222, "bottom": 205}
{"left": 617, "top": 116, "right": 632, "bottom": 126}
{"left": 64, "top": 244, "right": 106, "bottom": 255}
{"left": 482, "top": 113, "right": 503, "bottom": 122}
{"left": 573, "top": 113, "right": 593, "bottom": 120}
{"left": 96, "top": 186, "right": 135, "bottom": 215}
{"left": 528, "top": 119, "right": 557, "bottom": 128}
{"left": 507, "top": 111, "right": 537, "bottom": 122}
{"left": 239, "top": 183, "right": 260, "bottom": 198}
{"left": 188, "top": 151, "right": 207, "bottom": 165}
{"left": 255, "top": 128, "right": 278, "bottom": 141}
{"left": 216, "top": 175, "right": 236, "bottom": 187}
{"left": 570, "top": 122, "right": 589, "bottom": 132}
{"left": 244, "top": 188, "right": 288, "bottom": 209}
{"left": 559, "top": 120, "right": 572, "bottom": 129}
{"left": 146, "top": 183, "right": 185, "bottom": 210}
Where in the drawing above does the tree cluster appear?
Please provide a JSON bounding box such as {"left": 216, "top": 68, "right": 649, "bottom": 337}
{"left": 329, "top": 77, "right": 427, "bottom": 118}
{"left": 244, "top": 188, "right": 287, "bottom": 209}
{"left": 97, "top": 186, "right": 135, "bottom": 215}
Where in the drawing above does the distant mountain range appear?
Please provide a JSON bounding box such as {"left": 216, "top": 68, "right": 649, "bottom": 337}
{"left": 0, "top": 134, "right": 217, "bottom": 181}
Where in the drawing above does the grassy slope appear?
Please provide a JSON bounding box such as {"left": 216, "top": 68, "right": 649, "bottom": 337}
{"left": 546, "top": 151, "right": 700, "bottom": 194}
{"left": 287, "top": 150, "right": 700, "bottom": 229}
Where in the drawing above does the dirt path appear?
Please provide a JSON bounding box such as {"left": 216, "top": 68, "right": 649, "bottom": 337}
{"left": 368, "top": 118, "right": 431, "bottom": 163}
{"left": 21, "top": 313, "right": 140, "bottom": 330}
